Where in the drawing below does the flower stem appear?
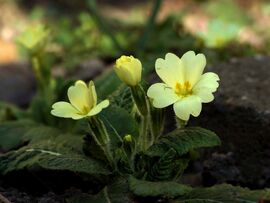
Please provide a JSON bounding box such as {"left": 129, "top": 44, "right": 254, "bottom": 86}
{"left": 31, "top": 56, "right": 44, "bottom": 92}
{"left": 130, "top": 85, "right": 154, "bottom": 152}
{"left": 88, "top": 116, "right": 115, "bottom": 168}
{"left": 176, "top": 117, "right": 188, "bottom": 129}
{"left": 138, "top": 115, "right": 149, "bottom": 152}
{"left": 131, "top": 85, "right": 148, "bottom": 116}
{"left": 149, "top": 106, "right": 164, "bottom": 141}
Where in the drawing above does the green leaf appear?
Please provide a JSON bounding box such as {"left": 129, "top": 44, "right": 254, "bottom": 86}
{"left": 94, "top": 69, "right": 122, "bottom": 100}
{"left": 0, "top": 102, "right": 28, "bottom": 121}
{"left": 172, "top": 184, "right": 270, "bottom": 203}
{"left": 147, "top": 148, "right": 178, "bottom": 181}
{"left": 0, "top": 132, "right": 111, "bottom": 179}
{"left": 129, "top": 176, "right": 192, "bottom": 198}
{"left": 0, "top": 120, "right": 36, "bottom": 151}
{"left": 110, "top": 86, "right": 134, "bottom": 113}
{"left": 146, "top": 127, "right": 221, "bottom": 157}
{"left": 100, "top": 105, "right": 139, "bottom": 141}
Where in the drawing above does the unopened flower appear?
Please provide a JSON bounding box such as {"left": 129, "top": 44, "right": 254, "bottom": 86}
{"left": 147, "top": 51, "right": 219, "bottom": 121}
{"left": 123, "top": 134, "right": 133, "bottom": 142}
{"left": 114, "top": 55, "right": 142, "bottom": 86}
{"left": 51, "top": 80, "right": 109, "bottom": 120}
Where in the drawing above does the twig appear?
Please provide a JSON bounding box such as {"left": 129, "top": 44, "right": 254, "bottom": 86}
{"left": 0, "top": 193, "right": 11, "bottom": 203}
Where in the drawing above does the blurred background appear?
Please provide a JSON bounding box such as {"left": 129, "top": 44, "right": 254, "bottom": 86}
{"left": 1, "top": 0, "right": 270, "bottom": 65}
{"left": 1, "top": 0, "right": 270, "bottom": 108}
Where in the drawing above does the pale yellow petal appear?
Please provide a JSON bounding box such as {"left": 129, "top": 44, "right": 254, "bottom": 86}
{"left": 89, "top": 80, "right": 97, "bottom": 107}
{"left": 147, "top": 83, "right": 179, "bottom": 108}
{"left": 173, "top": 95, "right": 202, "bottom": 120}
{"left": 51, "top": 102, "right": 85, "bottom": 120}
{"left": 194, "top": 89, "right": 214, "bottom": 103}
{"left": 155, "top": 53, "right": 184, "bottom": 87}
{"left": 87, "top": 100, "right": 110, "bottom": 116}
{"left": 68, "top": 80, "right": 91, "bottom": 112}
{"left": 130, "top": 58, "right": 142, "bottom": 84}
{"left": 193, "top": 72, "right": 220, "bottom": 92}
{"left": 114, "top": 66, "right": 136, "bottom": 86}
{"left": 114, "top": 55, "right": 142, "bottom": 86}
{"left": 181, "top": 51, "right": 206, "bottom": 87}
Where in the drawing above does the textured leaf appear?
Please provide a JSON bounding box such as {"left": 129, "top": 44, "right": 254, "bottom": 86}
{"left": 0, "top": 120, "right": 37, "bottom": 151}
{"left": 110, "top": 86, "right": 134, "bottom": 113}
{"left": 171, "top": 184, "right": 270, "bottom": 203}
{"left": 146, "top": 127, "right": 221, "bottom": 157}
{"left": 129, "top": 176, "right": 192, "bottom": 198}
{"left": 100, "top": 105, "right": 139, "bottom": 141}
{"left": 147, "top": 148, "right": 178, "bottom": 181}
{"left": 0, "top": 131, "right": 111, "bottom": 178}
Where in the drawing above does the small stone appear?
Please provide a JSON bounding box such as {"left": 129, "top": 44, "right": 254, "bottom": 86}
{"left": 0, "top": 62, "right": 36, "bottom": 107}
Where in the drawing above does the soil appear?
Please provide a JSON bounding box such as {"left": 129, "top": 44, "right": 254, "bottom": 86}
{"left": 1, "top": 55, "right": 270, "bottom": 202}
{"left": 190, "top": 55, "right": 270, "bottom": 189}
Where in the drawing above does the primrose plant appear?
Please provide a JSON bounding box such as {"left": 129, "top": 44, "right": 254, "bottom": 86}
{"left": 49, "top": 50, "right": 221, "bottom": 199}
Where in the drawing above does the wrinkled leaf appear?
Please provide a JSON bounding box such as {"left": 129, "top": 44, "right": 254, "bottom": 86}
{"left": 147, "top": 148, "right": 178, "bottom": 181}
{"left": 0, "top": 120, "right": 36, "bottom": 151}
{"left": 147, "top": 127, "right": 221, "bottom": 158}
{"left": 129, "top": 176, "right": 192, "bottom": 198}
{"left": 0, "top": 131, "right": 111, "bottom": 179}
{"left": 172, "top": 184, "right": 270, "bottom": 203}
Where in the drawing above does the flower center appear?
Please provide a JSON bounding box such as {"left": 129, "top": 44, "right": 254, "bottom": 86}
{"left": 175, "top": 81, "right": 192, "bottom": 97}
{"left": 79, "top": 106, "right": 90, "bottom": 115}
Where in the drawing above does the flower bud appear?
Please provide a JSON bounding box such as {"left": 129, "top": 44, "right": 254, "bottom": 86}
{"left": 123, "top": 134, "right": 133, "bottom": 143}
{"left": 114, "top": 55, "right": 142, "bottom": 86}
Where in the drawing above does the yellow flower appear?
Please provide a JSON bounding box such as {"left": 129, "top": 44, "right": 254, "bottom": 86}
{"left": 114, "top": 55, "right": 142, "bottom": 86}
{"left": 147, "top": 51, "right": 220, "bottom": 121}
{"left": 51, "top": 80, "right": 109, "bottom": 120}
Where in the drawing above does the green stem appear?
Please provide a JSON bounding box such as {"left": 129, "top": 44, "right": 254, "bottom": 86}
{"left": 87, "top": 0, "right": 123, "bottom": 51}
{"left": 88, "top": 117, "right": 115, "bottom": 168}
{"left": 176, "top": 117, "right": 188, "bottom": 129}
{"left": 137, "top": 0, "right": 163, "bottom": 53}
{"left": 149, "top": 106, "right": 164, "bottom": 141}
{"left": 31, "top": 56, "right": 44, "bottom": 91}
{"left": 131, "top": 85, "right": 148, "bottom": 116}
{"left": 139, "top": 115, "right": 149, "bottom": 152}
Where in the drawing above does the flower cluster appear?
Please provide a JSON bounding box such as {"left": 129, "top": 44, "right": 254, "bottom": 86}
{"left": 51, "top": 51, "right": 219, "bottom": 122}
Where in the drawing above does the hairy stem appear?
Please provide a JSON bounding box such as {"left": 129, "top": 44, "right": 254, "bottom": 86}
{"left": 88, "top": 117, "right": 115, "bottom": 168}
